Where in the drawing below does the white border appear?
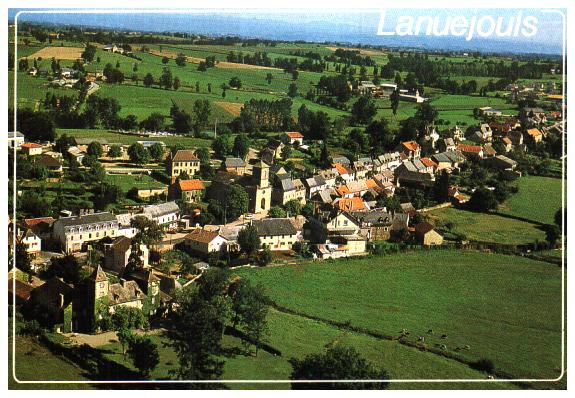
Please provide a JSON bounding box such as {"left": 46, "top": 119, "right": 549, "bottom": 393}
{"left": 8, "top": 4, "right": 568, "bottom": 388}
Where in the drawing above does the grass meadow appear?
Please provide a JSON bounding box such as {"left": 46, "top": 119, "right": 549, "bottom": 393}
{"left": 234, "top": 250, "right": 563, "bottom": 382}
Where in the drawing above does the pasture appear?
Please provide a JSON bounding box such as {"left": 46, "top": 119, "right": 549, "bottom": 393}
{"left": 498, "top": 176, "right": 563, "bottom": 225}
{"left": 426, "top": 207, "right": 547, "bottom": 244}
{"left": 99, "top": 307, "right": 516, "bottom": 389}
{"left": 234, "top": 250, "right": 563, "bottom": 382}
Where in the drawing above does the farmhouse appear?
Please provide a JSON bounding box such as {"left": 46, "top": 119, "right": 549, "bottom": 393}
{"left": 457, "top": 144, "right": 484, "bottom": 159}
{"left": 252, "top": 218, "right": 299, "bottom": 251}
{"left": 104, "top": 236, "right": 149, "bottom": 274}
{"left": 283, "top": 131, "right": 304, "bottom": 145}
{"left": 170, "top": 179, "right": 205, "bottom": 203}
{"left": 143, "top": 202, "right": 180, "bottom": 229}
{"left": 415, "top": 222, "right": 444, "bottom": 246}
{"left": 272, "top": 177, "right": 307, "bottom": 205}
{"left": 184, "top": 229, "right": 228, "bottom": 256}
{"left": 526, "top": 128, "right": 543, "bottom": 144}
{"left": 223, "top": 157, "right": 247, "bottom": 175}
{"left": 170, "top": 150, "right": 200, "bottom": 178}
{"left": 399, "top": 141, "right": 421, "bottom": 159}
{"left": 21, "top": 142, "right": 43, "bottom": 156}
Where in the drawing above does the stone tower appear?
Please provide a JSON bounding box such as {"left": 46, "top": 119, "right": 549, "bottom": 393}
{"left": 251, "top": 161, "right": 271, "bottom": 213}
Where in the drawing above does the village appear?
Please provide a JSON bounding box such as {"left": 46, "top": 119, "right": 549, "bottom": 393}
{"left": 9, "top": 92, "right": 563, "bottom": 335}
{"left": 6, "top": 16, "right": 567, "bottom": 387}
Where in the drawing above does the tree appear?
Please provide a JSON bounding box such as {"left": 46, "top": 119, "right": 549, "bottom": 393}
{"left": 237, "top": 225, "right": 260, "bottom": 256}
{"left": 414, "top": 102, "right": 438, "bottom": 126}
{"left": 107, "top": 144, "right": 122, "bottom": 158}
{"left": 284, "top": 199, "right": 302, "bottom": 216}
{"left": 232, "top": 134, "right": 250, "bottom": 159}
{"left": 289, "top": 345, "right": 390, "bottom": 389}
{"left": 140, "top": 112, "right": 165, "bottom": 132}
{"left": 127, "top": 143, "right": 150, "bottom": 164}
{"left": 159, "top": 67, "right": 173, "bottom": 90}
{"left": 468, "top": 187, "right": 498, "bottom": 213}
{"left": 130, "top": 216, "right": 165, "bottom": 246}
{"left": 148, "top": 143, "right": 165, "bottom": 161}
{"left": 366, "top": 119, "right": 395, "bottom": 154}
{"left": 224, "top": 185, "right": 249, "bottom": 221}
{"left": 212, "top": 135, "right": 233, "bottom": 159}
{"left": 143, "top": 73, "right": 154, "bottom": 88}
{"left": 45, "top": 254, "right": 89, "bottom": 285}
{"left": 81, "top": 44, "right": 97, "bottom": 62}
{"left": 268, "top": 206, "right": 286, "bottom": 218}
{"left": 266, "top": 73, "right": 273, "bottom": 84}
{"left": 127, "top": 335, "right": 160, "bottom": 378}
{"left": 545, "top": 224, "right": 561, "bottom": 246}
{"left": 117, "top": 327, "right": 136, "bottom": 359}
{"left": 170, "top": 103, "right": 193, "bottom": 135}
{"left": 351, "top": 94, "right": 377, "bottom": 125}
{"left": 192, "top": 99, "right": 211, "bottom": 133}
{"left": 173, "top": 76, "right": 181, "bottom": 91}
{"left": 87, "top": 141, "right": 103, "bottom": 158}
{"left": 229, "top": 77, "right": 242, "bottom": 89}
{"left": 15, "top": 243, "right": 32, "bottom": 273}
{"left": 288, "top": 82, "right": 298, "bottom": 98}
{"left": 175, "top": 53, "right": 186, "bottom": 66}
{"left": 167, "top": 287, "right": 226, "bottom": 380}
{"left": 390, "top": 89, "right": 400, "bottom": 115}
{"left": 229, "top": 281, "right": 269, "bottom": 355}
{"left": 16, "top": 110, "right": 56, "bottom": 142}
{"left": 162, "top": 56, "right": 169, "bottom": 64}
{"left": 257, "top": 246, "right": 273, "bottom": 267}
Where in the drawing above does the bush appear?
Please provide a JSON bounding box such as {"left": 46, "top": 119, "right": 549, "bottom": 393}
{"left": 471, "top": 358, "right": 495, "bottom": 373}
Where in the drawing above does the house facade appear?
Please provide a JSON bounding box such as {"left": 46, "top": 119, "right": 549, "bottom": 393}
{"left": 170, "top": 150, "right": 200, "bottom": 178}
{"left": 53, "top": 212, "right": 119, "bottom": 253}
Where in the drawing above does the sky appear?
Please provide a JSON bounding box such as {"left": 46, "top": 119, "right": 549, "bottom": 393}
{"left": 8, "top": 8, "right": 566, "bottom": 55}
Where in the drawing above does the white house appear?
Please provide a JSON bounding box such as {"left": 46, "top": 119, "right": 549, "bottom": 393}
{"left": 143, "top": 202, "right": 180, "bottom": 229}
{"left": 53, "top": 212, "right": 119, "bottom": 253}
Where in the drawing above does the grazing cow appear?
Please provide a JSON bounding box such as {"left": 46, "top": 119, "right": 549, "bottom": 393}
{"left": 417, "top": 336, "right": 425, "bottom": 342}
{"left": 427, "top": 329, "right": 434, "bottom": 334}
{"left": 440, "top": 344, "right": 447, "bottom": 350}
{"left": 441, "top": 334, "right": 448, "bottom": 339}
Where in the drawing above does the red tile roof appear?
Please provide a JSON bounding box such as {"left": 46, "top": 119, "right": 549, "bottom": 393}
{"left": 337, "top": 197, "right": 367, "bottom": 211}
{"left": 21, "top": 143, "right": 42, "bottom": 149}
{"left": 334, "top": 163, "right": 349, "bottom": 176}
{"left": 178, "top": 179, "right": 205, "bottom": 191}
{"left": 286, "top": 132, "right": 304, "bottom": 138}
{"left": 365, "top": 179, "right": 378, "bottom": 189}
{"left": 527, "top": 128, "right": 542, "bottom": 137}
{"left": 457, "top": 144, "right": 482, "bottom": 153}
{"left": 420, "top": 157, "right": 437, "bottom": 168}
{"left": 23, "top": 217, "right": 55, "bottom": 227}
{"left": 402, "top": 141, "right": 420, "bottom": 152}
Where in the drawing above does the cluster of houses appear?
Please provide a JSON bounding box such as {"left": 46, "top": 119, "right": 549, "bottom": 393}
{"left": 357, "top": 80, "right": 427, "bottom": 102}
{"left": 8, "top": 97, "right": 561, "bottom": 333}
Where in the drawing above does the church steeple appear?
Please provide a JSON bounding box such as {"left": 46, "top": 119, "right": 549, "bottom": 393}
{"left": 252, "top": 160, "right": 270, "bottom": 189}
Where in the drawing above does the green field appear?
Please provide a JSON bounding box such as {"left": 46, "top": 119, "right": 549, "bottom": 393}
{"left": 498, "top": 176, "right": 563, "bottom": 225}
{"left": 426, "top": 207, "right": 547, "bottom": 244}
{"left": 57, "top": 128, "right": 212, "bottom": 148}
{"left": 234, "top": 251, "right": 563, "bottom": 383}
{"left": 99, "top": 308, "right": 516, "bottom": 389}
{"left": 105, "top": 173, "right": 166, "bottom": 192}
{"left": 10, "top": 333, "right": 92, "bottom": 389}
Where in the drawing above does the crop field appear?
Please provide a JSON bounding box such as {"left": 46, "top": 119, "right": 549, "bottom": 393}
{"left": 214, "top": 101, "right": 244, "bottom": 116}
{"left": 234, "top": 250, "right": 563, "bottom": 383}
{"left": 426, "top": 207, "right": 547, "bottom": 244}
{"left": 26, "top": 46, "right": 84, "bottom": 60}
{"left": 498, "top": 176, "right": 563, "bottom": 225}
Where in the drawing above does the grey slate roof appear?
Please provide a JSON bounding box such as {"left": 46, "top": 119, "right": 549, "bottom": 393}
{"left": 224, "top": 157, "right": 246, "bottom": 168}
{"left": 56, "top": 212, "right": 117, "bottom": 228}
{"left": 305, "top": 175, "right": 326, "bottom": 188}
{"left": 143, "top": 202, "right": 179, "bottom": 218}
{"left": 252, "top": 218, "right": 298, "bottom": 236}
{"left": 332, "top": 156, "right": 350, "bottom": 165}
